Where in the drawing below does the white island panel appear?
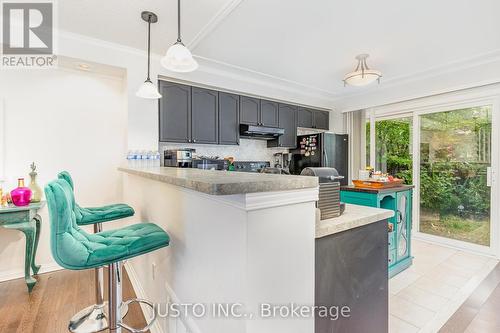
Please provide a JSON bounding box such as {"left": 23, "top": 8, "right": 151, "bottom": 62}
{"left": 120, "top": 172, "right": 318, "bottom": 333}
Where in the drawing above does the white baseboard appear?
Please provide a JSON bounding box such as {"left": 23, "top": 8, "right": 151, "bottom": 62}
{"left": 124, "top": 262, "right": 203, "bottom": 333}
{"left": 0, "top": 262, "right": 62, "bottom": 283}
{"left": 124, "top": 262, "right": 164, "bottom": 333}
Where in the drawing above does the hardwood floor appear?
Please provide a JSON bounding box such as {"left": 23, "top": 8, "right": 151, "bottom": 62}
{"left": 440, "top": 262, "right": 500, "bottom": 333}
{"left": 0, "top": 268, "right": 148, "bottom": 333}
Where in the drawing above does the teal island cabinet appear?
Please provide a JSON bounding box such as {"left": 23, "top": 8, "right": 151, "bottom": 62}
{"left": 340, "top": 185, "right": 413, "bottom": 278}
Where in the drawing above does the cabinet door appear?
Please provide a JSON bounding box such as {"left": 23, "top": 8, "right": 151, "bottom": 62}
{"left": 191, "top": 87, "right": 219, "bottom": 144}
{"left": 159, "top": 82, "right": 191, "bottom": 143}
{"left": 313, "top": 110, "right": 330, "bottom": 130}
{"left": 396, "top": 190, "right": 411, "bottom": 261}
{"left": 277, "top": 104, "right": 297, "bottom": 148}
{"left": 218, "top": 92, "right": 240, "bottom": 145}
{"left": 260, "top": 100, "right": 279, "bottom": 127}
{"left": 297, "top": 107, "right": 314, "bottom": 128}
{"left": 240, "top": 96, "right": 260, "bottom": 125}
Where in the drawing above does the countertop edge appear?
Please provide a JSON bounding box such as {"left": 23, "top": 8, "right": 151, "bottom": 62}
{"left": 118, "top": 167, "right": 319, "bottom": 196}
{"left": 315, "top": 204, "right": 394, "bottom": 238}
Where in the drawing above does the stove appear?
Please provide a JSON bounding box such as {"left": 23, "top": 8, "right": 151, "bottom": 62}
{"left": 233, "top": 161, "right": 270, "bottom": 173}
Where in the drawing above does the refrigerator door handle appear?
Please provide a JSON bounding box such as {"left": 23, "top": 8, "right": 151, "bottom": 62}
{"left": 323, "top": 148, "right": 328, "bottom": 167}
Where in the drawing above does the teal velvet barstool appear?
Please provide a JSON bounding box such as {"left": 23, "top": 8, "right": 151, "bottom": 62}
{"left": 46, "top": 178, "right": 168, "bottom": 333}
{"left": 58, "top": 171, "right": 135, "bottom": 332}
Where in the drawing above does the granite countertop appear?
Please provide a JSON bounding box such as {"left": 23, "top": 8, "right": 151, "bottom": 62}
{"left": 316, "top": 204, "right": 394, "bottom": 238}
{"left": 119, "top": 166, "right": 319, "bottom": 196}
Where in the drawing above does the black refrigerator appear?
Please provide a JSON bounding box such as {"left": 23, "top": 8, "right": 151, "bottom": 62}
{"left": 289, "top": 133, "right": 349, "bottom": 185}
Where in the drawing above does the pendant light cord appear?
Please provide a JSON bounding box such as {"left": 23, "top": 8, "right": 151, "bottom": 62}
{"left": 177, "top": 0, "right": 182, "bottom": 43}
{"left": 147, "top": 15, "right": 151, "bottom": 81}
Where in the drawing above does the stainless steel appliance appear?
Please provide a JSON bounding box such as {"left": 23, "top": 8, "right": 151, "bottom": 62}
{"left": 259, "top": 167, "right": 290, "bottom": 175}
{"left": 239, "top": 124, "right": 284, "bottom": 140}
{"left": 233, "top": 161, "right": 270, "bottom": 173}
{"left": 289, "top": 133, "right": 348, "bottom": 186}
{"left": 192, "top": 158, "right": 226, "bottom": 170}
{"left": 300, "top": 167, "right": 345, "bottom": 219}
{"left": 163, "top": 149, "right": 195, "bottom": 168}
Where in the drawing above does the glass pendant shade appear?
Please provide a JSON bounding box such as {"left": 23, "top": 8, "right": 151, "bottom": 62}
{"left": 343, "top": 54, "right": 382, "bottom": 87}
{"left": 161, "top": 42, "right": 198, "bottom": 73}
{"left": 161, "top": 0, "right": 198, "bottom": 73}
{"left": 136, "top": 80, "right": 162, "bottom": 99}
{"left": 343, "top": 69, "right": 382, "bottom": 87}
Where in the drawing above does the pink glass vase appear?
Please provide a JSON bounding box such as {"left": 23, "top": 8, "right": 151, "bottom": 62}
{"left": 11, "top": 178, "right": 32, "bottom": 206}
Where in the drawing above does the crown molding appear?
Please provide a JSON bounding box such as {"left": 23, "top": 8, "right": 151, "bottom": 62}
{"left": 192, "top": 55, "right": 337, "bottom": 106}
{"left": 57, "top": 29, "right": 336, "bottom": 109}
{"left": 53, "top": 29, "right": 500, "bottom": 112}
{"left": 188, "top": 0, "right": 246, "bottom": 50}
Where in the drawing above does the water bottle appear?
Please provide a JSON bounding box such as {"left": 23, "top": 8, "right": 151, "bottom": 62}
{"left": 126, "top": 150, "right": 134, "bottom": 168}
{"left": 132, "top": 150, "right": 139, "bottom": 168}
{"left": 155, "top": 151, "right": 161, "bottom": 167}
{"left": 141, "top": 150, "right": 148, "bottom": 168}
{"left": 147, "top": 151, "right": 154, "bottom": 167}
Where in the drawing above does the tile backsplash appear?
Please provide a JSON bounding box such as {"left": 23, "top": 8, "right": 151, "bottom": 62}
{"left": 159, "top": 139, "right": 288, "bottom": 164}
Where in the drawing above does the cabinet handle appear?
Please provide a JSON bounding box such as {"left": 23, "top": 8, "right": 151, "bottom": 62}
{"left": 396, "top": 210, "right": 403, "bottom": 224}
{"left": 193, "top": 139, "right": 196, "bottom": 143}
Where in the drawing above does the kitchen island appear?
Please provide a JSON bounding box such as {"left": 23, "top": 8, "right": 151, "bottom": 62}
{"left": 118, "top": 167, "right": 393, "bottom": 333}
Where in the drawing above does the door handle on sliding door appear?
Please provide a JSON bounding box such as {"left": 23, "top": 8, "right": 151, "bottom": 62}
{"left": 487, "top": 167, "right": 492, "bottom": 187}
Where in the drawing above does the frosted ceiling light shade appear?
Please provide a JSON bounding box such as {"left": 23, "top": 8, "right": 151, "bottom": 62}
{"left": 136, "top": 80, "right": 162, "bottom": 99}
{"left": 161, "top": 0, "right": 198, "bottom": 73}
{"left": 343, "top": 54, "right": 382, "bottom": 87}
{"left": 161, "top": 42, "right": 199, "bottom": 72}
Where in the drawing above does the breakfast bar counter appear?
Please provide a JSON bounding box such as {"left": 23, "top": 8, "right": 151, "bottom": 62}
{"left": 118, "top": 166, "right": 318, "bottom": 195}
{"left": 118, "top": 167, "right": 394, "bottom": 333}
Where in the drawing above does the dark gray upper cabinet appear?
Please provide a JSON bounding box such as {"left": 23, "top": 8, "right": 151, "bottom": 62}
{"left": 159, "top": 81, "right": 191, "bottom": 143}
{"left": 268, "top": 104, "right": 297, "bottom": 148}
{"left": 240, "top": 96, "right": 260, "bottom": 125}
{"left": 297, "top": 108, "right": 329, "bottom": 130}
{"left": 297, "top": 107, "right": 314, "bottom": 128}
{"left": 314, "top": 111, "right": 330, "bottom": 130}
{"left": 191, "top": 87, "right": 219, "bottom": 144}
{"left": 260, "top": 100, "right": 279, "bottom": 127}
{"left": 218, "top": 92, "right": 240, "bottom": 145}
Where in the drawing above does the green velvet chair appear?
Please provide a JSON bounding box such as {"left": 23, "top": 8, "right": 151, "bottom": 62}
{"left": 45, "top": 178, "right": 170, "bottom": 333}
{"left": 57, "top": 171, "right": 136, "bottom": 332}
{"left": 58, "top": 171, "right": 135, "bottom": 225}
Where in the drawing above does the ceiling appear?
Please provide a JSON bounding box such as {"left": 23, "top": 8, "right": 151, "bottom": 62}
{"left": 59, "top": 0, "right": 500, "bottom": 101}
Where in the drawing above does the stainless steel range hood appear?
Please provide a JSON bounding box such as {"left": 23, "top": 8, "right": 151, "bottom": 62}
{"left": 239, "top": 124, "right": 285, "bottom": 140}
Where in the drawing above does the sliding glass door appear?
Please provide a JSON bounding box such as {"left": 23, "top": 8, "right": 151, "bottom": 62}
{"left": 418, "top": 106, "right": 492, "bottom": 246}
{"left": 367, "top": 99, "right": 498, "bottom": 253}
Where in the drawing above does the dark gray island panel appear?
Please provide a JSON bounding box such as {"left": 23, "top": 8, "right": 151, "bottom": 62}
{"left": 315, "top": 219, "right": 388, "bottom": 333}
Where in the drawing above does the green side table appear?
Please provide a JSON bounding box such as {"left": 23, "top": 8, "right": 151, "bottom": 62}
{"left": 0, "top": 202, "right": 45, "bottom": 292}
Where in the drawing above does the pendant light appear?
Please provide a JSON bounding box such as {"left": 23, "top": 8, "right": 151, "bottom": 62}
{"left": 136, "top": 11, "right": 162, "bottom": 99}
{"left": 161, "top": 0, "right": 198, "bottom": 72}
{"left": 343, "top": 54, "right": 382, "bottom": 87}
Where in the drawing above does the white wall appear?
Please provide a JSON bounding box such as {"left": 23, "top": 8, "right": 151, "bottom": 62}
{"left": 0, "top": 66, "right": 127, "bottom": 281}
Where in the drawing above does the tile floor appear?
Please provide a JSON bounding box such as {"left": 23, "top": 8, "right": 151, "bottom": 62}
{"left": 389, "top": 239, "right": 499, "bottom": 333}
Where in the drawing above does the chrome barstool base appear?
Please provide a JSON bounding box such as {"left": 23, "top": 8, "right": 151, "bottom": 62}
{"left": 69, "top": 302, "right": 129, "bottom": 333}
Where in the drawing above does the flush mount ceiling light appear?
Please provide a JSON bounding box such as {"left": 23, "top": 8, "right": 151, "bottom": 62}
{"left": 161, "top": 0, "right": 198, "bottom": 72}
{"left": 343, "top": 54, "right": 382, "bottom": 87}
{"left": 136, "top": 11, "right": 162, "bottom": 99}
